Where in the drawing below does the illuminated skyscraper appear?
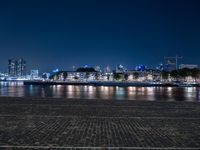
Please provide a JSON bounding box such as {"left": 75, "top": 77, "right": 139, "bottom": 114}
{"left": 8, "top": 58, "right": 26, "bottom": 77}
{"left": 16, "top": 59, "right": 26, "bottom": 77}
{"left": 8, "top": 59, "right": 16, "bottom": 76}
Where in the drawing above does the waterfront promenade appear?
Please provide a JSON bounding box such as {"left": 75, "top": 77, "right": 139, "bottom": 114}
{"left": 0, "top": 97, "right": 200, "bottom": 149}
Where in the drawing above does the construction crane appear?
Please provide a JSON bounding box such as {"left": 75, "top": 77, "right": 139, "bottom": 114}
{"left": 164, "top": 55, "right": 183, "bottom": 70}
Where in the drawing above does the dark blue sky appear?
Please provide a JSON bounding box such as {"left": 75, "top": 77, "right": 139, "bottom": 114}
{"left": 0, "top": 0, "right": 200, "bottom": 72}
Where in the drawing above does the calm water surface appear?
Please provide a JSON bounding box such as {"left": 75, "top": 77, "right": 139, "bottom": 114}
{"left": 0, "top": 81, "right": 200, "bottom": 101}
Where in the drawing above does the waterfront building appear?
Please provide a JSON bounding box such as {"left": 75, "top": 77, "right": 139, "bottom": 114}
{"left": 8, "top": 58, "right": 26, "bottom": 77}
{"left": 127, "top": 69, "right": 161, "bottom": 82}
{"left": 16, "top": 59, "right": 26, "bottom": 77}
{"left": 100, "top": 73, "right": 112, "bottom": 81}
{"left": 8, "top": 59, "right": 16, "bottom": 76}
{"left": 51, "top": 70, "right": 98, "bottom": 82}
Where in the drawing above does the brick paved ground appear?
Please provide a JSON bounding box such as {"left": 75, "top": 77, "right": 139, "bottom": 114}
{"left": 0, "top": 97, "right": 200, "bottom": 149}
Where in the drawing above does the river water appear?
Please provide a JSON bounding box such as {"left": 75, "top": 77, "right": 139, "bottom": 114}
{"left": 0, "top": 81, "right": 200, "bottom": 101}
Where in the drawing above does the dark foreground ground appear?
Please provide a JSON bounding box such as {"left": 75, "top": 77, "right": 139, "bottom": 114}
{"left": 0, "top": 97, "right": 200, "bottom": 149}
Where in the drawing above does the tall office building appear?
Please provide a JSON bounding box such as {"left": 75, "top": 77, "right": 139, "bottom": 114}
{"left": 16, "top": 59, "right": 26, "bottom": 77}
{"left": 8, "top": 58, "right": 26, "bottom": 77}
{"left": 8, "top": 59, "right": 17, "bottom": 76}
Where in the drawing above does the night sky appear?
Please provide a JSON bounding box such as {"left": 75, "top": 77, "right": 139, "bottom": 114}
{"left": 0, "top": 0, "right": 200, "bottom": 73}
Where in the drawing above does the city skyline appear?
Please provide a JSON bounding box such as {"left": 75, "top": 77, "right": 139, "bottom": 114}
{"left": 1, "top": 55, "right": 198, "bottom": 74}
{"left": 0, "top": 0, "right": 200, "bottom": 72}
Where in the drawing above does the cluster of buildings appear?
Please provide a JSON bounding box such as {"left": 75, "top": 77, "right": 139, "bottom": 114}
{"left": 163, "top": 56, "right": 198, "bottom": 71}
{"left": 0, "top": 58, "right": 39, "bottom": 80}
{"left": 8, "top": 58, "right": 26, "bottom": 77}
{"left": 51, "top": 66, "right": 161, "bottom": 82}
{"left": 0, "top": 57, "right": 199, "bottom": 83}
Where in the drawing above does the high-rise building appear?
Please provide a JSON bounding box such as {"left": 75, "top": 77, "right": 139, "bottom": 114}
{"left": 8, "top": 58, "right": 26, "bottom": 77}
{"left": 16, "top": 59, "right": 26, "bottom": 77}
{"left": 8, "top": 59, "right": 17, "bottom": 76}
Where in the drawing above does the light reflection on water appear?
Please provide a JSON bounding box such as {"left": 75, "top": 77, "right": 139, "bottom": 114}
{"left": 0, "top": 81, "right": 199, "bottom": 101}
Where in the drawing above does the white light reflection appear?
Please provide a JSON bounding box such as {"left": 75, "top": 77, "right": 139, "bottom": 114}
{"left": 68, "top": 85, "right": 73, "bottom": 91}
{"left": 88, "top": 86, "right": 95, "bottom": 99}
{"left": 100, "top": 86, "right": 113, "bottom": 99}
{"left": 167, "top": 87, "right": 172, "bottom": 92}
{"left": 145, "top": 87, "right": 155, "bottom": 101}
{"left": 184, "top": 87, "right": 196, "bottom": 101}
{"left": 102, "top": 86, "right": 109, "bottom": 94}
{"left": 147, "top": 87, "right": 154, "bottom": 95}
{"left": 127, "top": 86, "right": 136, "bottom": 97}
{"left": 116, "top": 87, "right": 125, "bottom": 100}
{"left": 0, "top": 82, "right": 199, "bottom": 102}
{"left": 67, "top": 85, "right": 76, "bottom": 99}
{"left": 167, "top": 87, "right": 172, "bottom": 96}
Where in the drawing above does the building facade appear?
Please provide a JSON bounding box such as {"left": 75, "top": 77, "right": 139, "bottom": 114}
{"left": 8, "top": 59, "right": 16, "bottom": 76}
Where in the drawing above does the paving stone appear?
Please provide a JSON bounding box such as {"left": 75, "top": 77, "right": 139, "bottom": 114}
{"left": 0, "top": 97, "right": 200, "bottom": 149}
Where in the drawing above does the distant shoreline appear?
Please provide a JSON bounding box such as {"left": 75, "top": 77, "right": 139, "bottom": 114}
{"left": 22, "top": 80, "right": 200, "bottom": 87}
{"left": 1, "top": 80, "right": 199, "bottom": 87}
